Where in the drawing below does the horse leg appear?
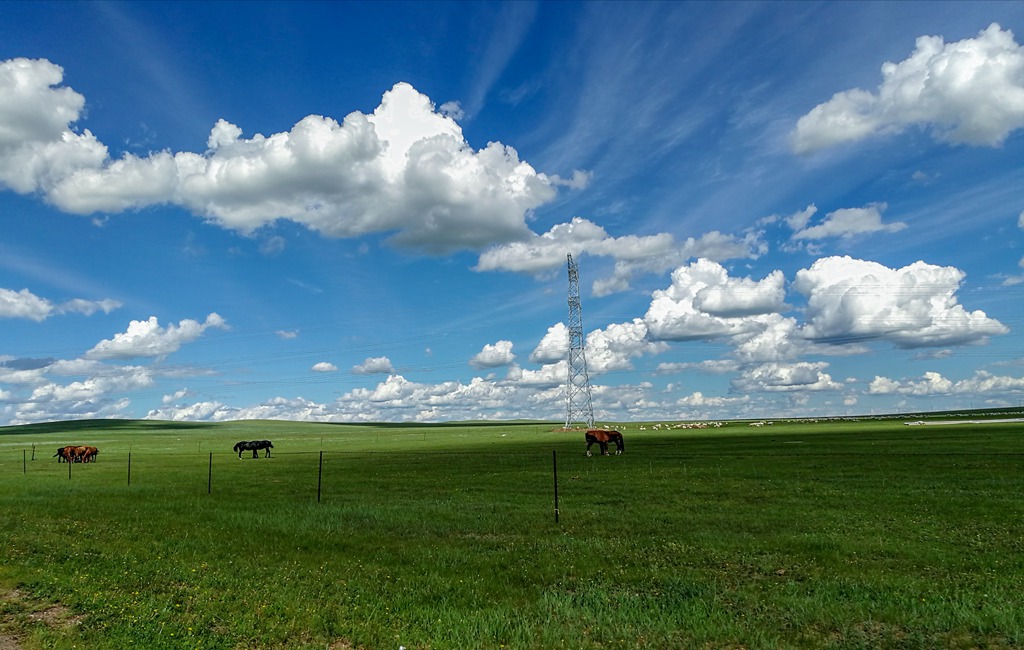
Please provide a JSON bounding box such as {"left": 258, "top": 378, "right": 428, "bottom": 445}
{"left": 601, "top": 441, "right": 609, "bottom": 456}
{"left": 252, "top": 449, "right": 258, "bottom": 459}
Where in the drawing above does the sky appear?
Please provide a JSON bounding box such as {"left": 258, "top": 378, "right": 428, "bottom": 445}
{"left": 1, "top": 1, "right": 1024, "bottom": 426}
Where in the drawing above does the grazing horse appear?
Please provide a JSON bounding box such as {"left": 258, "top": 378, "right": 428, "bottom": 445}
{"left": 54, "top": 446, "right": 70, "bottom": 463}
{"left": 80, "top": 446, "right": 99, "bottom": 463}
{"left": 585, "top": 429, "right": 624, "bottom": 457}
{"left": 233, "top": 440, "right": 274, "bottom": 458}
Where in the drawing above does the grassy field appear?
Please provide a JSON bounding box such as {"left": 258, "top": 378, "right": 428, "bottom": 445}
{"left": 0, "top": 416, "right": 1022, "bottom": 649}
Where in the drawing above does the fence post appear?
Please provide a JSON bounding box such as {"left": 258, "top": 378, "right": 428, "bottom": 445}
{"left": 68, "top": 457, "right": 72, "bottom": 480}
{"left": 208, "top": 452, "right": 213, "bottom": 495}
{"left": 552, "top": 449, "right": 559, "bottom": 524}
{"left": 23, "top": 449, "right": 27, "bottom": 475}
{"left": 127, "top": 452, "right": 132, "bottom": 486}
{"left": 317, "top": 451, "right": 323, "bottom": 503}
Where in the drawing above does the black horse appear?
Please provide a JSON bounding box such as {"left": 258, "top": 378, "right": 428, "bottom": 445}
{"left": 233, "top": 440, "right": 274, "bottom": 458}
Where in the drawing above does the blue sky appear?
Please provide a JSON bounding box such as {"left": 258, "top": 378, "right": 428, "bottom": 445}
{"left": 2, "top": 1, "right": 1023, "bottom": 425}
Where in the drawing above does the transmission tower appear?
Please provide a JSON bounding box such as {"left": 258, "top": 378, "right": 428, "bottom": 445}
{"left": 565, "top": 253, "right": 594, "bottom": 429}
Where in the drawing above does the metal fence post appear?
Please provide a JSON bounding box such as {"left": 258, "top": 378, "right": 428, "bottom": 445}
{"left": 317, "top": 451, "right": 323, "bottom": 503}
{"left": 552, "top": 449, "right": 559, "bottom": 524}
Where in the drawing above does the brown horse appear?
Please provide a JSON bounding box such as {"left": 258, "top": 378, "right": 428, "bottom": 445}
{"left": 585, "top": 429, "right": 624, "bottom": 456}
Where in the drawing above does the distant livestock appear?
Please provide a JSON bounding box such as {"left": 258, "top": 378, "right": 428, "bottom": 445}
{"left": 233, "top": 440, "right": 274, "bottom": 459}
{"left": 585, "top": 429, "right": 624, "bottom": 457}
{"left": 54, "top": 445, "right": 99, "bottom": 463}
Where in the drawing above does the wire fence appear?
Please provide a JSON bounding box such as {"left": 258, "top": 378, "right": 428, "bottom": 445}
{"left": 3, "top": 445, "right": 577, "bottom": 522}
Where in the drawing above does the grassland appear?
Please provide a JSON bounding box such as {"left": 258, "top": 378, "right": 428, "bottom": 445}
{"left": 0, "top": 415, "right": 1022, "bottom": 649}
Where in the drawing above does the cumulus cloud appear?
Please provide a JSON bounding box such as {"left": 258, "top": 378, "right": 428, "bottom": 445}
{"left": 530, "top": 323, "right": 569, "bottom": 365}
{"left": 475, "top": 216, "right": 765, "bottom": 295}
{"left": 0, "top": 288, "right": 51, "bottom": 321}
{"left": 643, "top": 259, "right": 786, "bottom": 341}
{"left": 0, "top": 58, "right": 107, "bottom": 194}
{"left": 584, "top": 319, "right": 668, "bottom": 374}
{"left": 26, "top": 365, "right": 152, "bottom": 418}
{"left": 311, "top": 362, "right": 338, "bottom": 373}
{"left": 731, "top": 361, "right": 842, "bottom": 393}
{"left": 504, "top": 362, "right": 566, "bottom": 389}
{"left": 0, "top": 63, "right": 566, "bottom": 254}
{"left": 352, "top": 356, "right": 395, "bottom": 374}
{"left": 794, "top": 256, "right": 1007, "bottom": 347}
{"left": 869, "top": 370, "right": 1024, "bottom": 396}
{"left": 790, "top": 203, "right": 906, "bottom": 241}
{"left": 0, "top": 287, "right": 121, "bottom": 321}
{"left": 793, "top": 23, "right": 1024, "bottom": 153}
{"left": 469, "top": 340, "right": 515, "bottom": 368}
{"left": 85, "top": 313, "right": 228, "bottom": 360}
{"left": 528, "top": 319, "right": 665, "bottom": 375}
{"left": 475, "top": 217, "right": 672, "bottom": 275}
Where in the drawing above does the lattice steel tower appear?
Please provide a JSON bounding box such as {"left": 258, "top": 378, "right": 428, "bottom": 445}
{"left": 565, "top": 253, "right": 594, "bottom": 429}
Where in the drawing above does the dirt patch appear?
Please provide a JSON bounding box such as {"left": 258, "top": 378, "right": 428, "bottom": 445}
{"left": 0, "top": 587, "right": 84, "bottom": 650}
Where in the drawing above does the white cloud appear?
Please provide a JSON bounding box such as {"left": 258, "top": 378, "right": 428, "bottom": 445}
{"left": 469, "top": 340, "right": 515, "bottom": 368}
{"left": 311, "top": 362, "right": 338, "bottom": 373}
{"left": 0, "top": 288, "right": 52, "bottom": 321}
{"left": 730, "top": 314, "right": 807, "bottom": 364}
{"left": 530, "top": 323, "right": 568, "bottom": 364}
{"left": 27, "top": 365, "right": 152, "bottom": 410}
{"left": 0, "top": 287, "right": 121, "bottom": 321}
{"left": 58, "top": 298, "right": 122, "bottom": 317}
{"left": 0, "top": 58, "right": 107, "bottom": 194}
{"left": 585, "top": 319, "right": 668, "bottom": 374}
{"left": 438, "top": 100, "right": 464, "bottom": 121}
{"left": 869, "top": 370, "right": 1024, "bottom": 396}
{"left": 794, "top": 256, "right": 1007, "bottom": 348}
{"left": 528, "top": 319, "right": 665, "bottom": 375}
{"left": 643, "top": 259, "right": 786, "bottom": 341}
{"left": 0, "top": 68, "right": 564, "bottom": 254}
{"left": 504, "top": 362, "right": 566, "bottom": 389}
{"left": 676, "top": 391, "right": 749, "bottom": 408}
{"left": 785, "top": 204, "right": 817, "bottom": 231}
{"left": 656, "top": 360, "right": 740, "bottom": 375}
{"left": 162, "top": 388, "right": 192, "bottom": 405}
{"left": 793, "top": 24, "right": 1024, "bottom": 153}
{"left": 352, "top": 356, "right": 395, "bottom": 374}
{"left": 475, "top": 217, "right": 764, "bottom": 295}
{"left": 791, "top": 203, "right": 906, "bottom": 240}
{"left": 869, "top": 371, "right": 952, "bottom": 395}
{"left": 732, "top": 361, "right": 842, "bottom": 393}
{"left": 85, "top": 313, "right": 228, "bottom": 360}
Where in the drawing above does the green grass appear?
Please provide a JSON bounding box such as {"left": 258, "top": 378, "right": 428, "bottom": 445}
{"left": 1, "top": 417, "right": 1023, "bottom": 648}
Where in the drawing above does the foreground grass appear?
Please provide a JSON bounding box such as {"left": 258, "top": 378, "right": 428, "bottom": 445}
{"left": 0, "top": 417, "right": 1022, "bottom": 648}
